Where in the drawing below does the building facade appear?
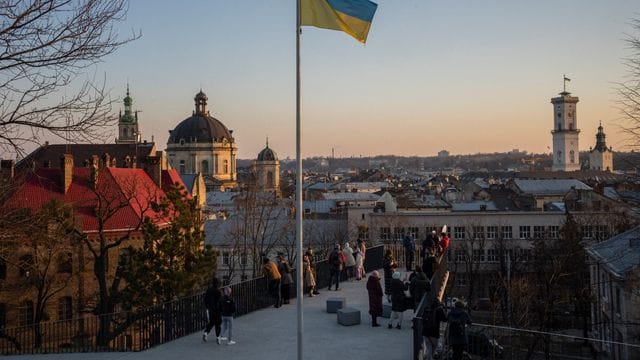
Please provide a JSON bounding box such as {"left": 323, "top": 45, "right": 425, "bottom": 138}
{"left": 551, "top": 90, "right": 581, "bottom": 171}
{"left": 115, "top": 85, "right": 141, "bottom": 144}
{"left": 253, "top": 140, "right": 280, "bottom": 196}
{"left": 589, "top": 123, "right": 614, "bottom": 171}
{"left": 166, "top": 91, "right": 237, "bottom": 192}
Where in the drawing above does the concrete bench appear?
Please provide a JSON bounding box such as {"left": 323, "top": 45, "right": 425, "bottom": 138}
{"left": 326, "top": 297, "right": 346, "bottom": 313}
{"left": 337, "top": 307, "right": 361, "bottom": 326}
{"left": 382, "top": 303, "right": 392, "bottom": 318}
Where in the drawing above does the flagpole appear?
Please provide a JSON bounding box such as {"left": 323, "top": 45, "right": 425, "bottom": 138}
{"left": 295, "top": 1, "right": 304, "bottom": 360}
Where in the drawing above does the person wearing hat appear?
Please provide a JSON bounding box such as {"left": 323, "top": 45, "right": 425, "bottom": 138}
{"left": 447, "top": 301, "right": 472, "bottom": 360}
{"left": 422, "top": 230, "right": 437, "bottom": 260}
{"left": 327, "top": 244, "right": 346, "bottom": 291}
{"left": 388, "top": 271, "right": 408, "bottom": 330}
{"left": 366, "top": 270, "right": 383, "bottom": 327}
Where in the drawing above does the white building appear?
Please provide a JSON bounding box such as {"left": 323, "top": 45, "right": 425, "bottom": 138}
{"left": 551, "top": 89, "right": 580, "bottom": 171}
{"left": 589, "top": 123, "right": 614, "bottom": 172}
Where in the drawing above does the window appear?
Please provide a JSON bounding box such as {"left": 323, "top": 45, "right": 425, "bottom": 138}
{"left": 615, "top": 287, "right": 621, "bottom": 316}
{"left": 570, "top": 150, "right": 575, "bottom": 163}
{"left": 201, "top": 160, "right": 209, "bottom": 174}
{"left": 455, "top": 249, "right": 466, "bottom": 262}
{"left": 240, "top": 253, "right": 248, "bottom": 266}
{"left": 557, "top": 150, "right": 562, "bottom": 161}
{"left": 454, "top": 226, "right": 466, "bottom": 240}
{"left": 581, "top": 225, "right": 593, "bottom": 239}
{"left": 548, "top": 226, "right": 560, "bottom": 239}
{"left": 18, "top": 301, "right": 33, "bottom": 326}
{"left": 473, "top": 226, "right": 484, "bottom": 239}
{"left": 393, "top": 227, "right": 405, "bottom": 240}
{"left": 500, "top": 226, "right": 512, "bottom": 239}
{"left": 595, "top": 225, "right": 608, "bottom": 240}
{"left": 214, "top": 154, "right": 219, "bottom": 174}
{"left": 19, "top": 254, "right": 33, "bottom": 277}
{"left": 266, "top": 171, "right": 274, "bottom": 188}
{"left": 408, "top": 227, "right": 419, "bottom": 239}
{"left": 533, "top": 226, "right": 545, "bottom": 239}
{"left": 487, "top": 226, "right": 497, "bottom": 239}
{"left": 58, "top": 252, "right": 72, "bottom": 274}
{"left": 456, "top": 275, "right": 466, "bottom": 287}
{"left": 179, "top": 160, "right": 186, "bottom": 175}
{"left": 223, "top": 159, "right": 229, "bottom": 174}
{"left": 519, "top": 226, "right": 531, "bottom": 239}
{"left": 379, "top": 227, "right": 391, "bottom": 240}
{"left": 519, "top": 248, "right": 532, "bottom": 262}
{"left": 58, "top": 296, "right": 73, "bottom": 321}
{"left": 222, "top": 251, "right": 230, "bottom": 266}
{"left": 486, "top": 248, "right": 497, "bottom": 263}
{"left": 425, "top": 226, "right": 439, "bottom": 236}
{"left": 473, "top": 249, "right": 485, "bottom": 262}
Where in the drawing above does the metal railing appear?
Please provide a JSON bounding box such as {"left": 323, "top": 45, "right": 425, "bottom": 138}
{"left": 0, "top": 244, "right": 385, "bottom": 355}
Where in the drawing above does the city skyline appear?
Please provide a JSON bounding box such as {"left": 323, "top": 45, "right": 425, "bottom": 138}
{"left": 25, "top": 1, "right": 640, "bottom": 159}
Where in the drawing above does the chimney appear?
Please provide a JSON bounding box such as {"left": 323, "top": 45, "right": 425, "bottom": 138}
{"left": 60, "top": 154, "right": 73, "bottom": 194}
{"left": 145, "top": 155, "right": 162, "bottom": 186}
{"left": 1, "top": 159, "right": 15, "bottom": 180}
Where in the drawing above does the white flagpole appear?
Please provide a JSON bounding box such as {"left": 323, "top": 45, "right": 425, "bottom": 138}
{"left": 295, "top": 1, "right": 304, "bottom": 360}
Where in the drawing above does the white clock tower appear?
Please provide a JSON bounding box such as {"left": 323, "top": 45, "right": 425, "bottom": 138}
{"left": 551, "top": 78, "right": 580, "bottom": 172}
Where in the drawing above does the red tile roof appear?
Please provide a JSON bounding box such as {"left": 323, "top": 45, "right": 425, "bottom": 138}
{"left": 3, "top": 166, "right": 186, "bottom": 233}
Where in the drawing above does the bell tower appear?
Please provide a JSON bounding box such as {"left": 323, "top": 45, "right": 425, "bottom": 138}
{"left": 551, "top": 76, "right": 580, "bottom": 171}
{"left": 116, "top": 85, "right": 140, "bottom": 144}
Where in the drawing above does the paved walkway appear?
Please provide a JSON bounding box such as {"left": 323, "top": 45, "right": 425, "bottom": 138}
{"left": 5, "top": 276, "right": 414, "bottom": 360}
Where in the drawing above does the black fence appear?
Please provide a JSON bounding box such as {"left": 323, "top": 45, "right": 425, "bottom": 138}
{"left": 0, "top": 244, "right": 385, "bottom": 355}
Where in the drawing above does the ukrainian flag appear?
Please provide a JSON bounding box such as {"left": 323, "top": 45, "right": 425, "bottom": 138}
{"left": 301, "top": 0, "right": 378, "bottom": 44}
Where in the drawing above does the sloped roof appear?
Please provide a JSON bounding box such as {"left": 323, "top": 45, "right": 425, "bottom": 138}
{"left": 3, "top": 167, "right": 182, "bottom": 233}
{"left": 587, "top": 226, "right": 640, "bottom": 279}
{"left": 451, "top": 201, "right": 498, "bottom": 212}
{"left": 513, "top": 179, "right": 591, "bottom": 196}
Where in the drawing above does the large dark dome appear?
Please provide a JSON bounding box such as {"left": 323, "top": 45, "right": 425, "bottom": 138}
{"left": 257, "top": 145, "right": 277, "bottom": 161}
{"left": 168, "top": 91, "right": 234, "bottom": 144}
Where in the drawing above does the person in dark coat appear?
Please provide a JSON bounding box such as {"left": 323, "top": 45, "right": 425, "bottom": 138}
{"left": 366, "top": 270, "right": 383, "bottom": 327}
{"left": 328, "top": 244, "right": 345, "bottom": 291}
{"left": 421, "top": 230, "right": 437, "bottom": 259}
{"left": 202, "top": 277, "right": 224, "bottom": 343}
{"left": 409, "top": 266, "right": 430, "bottom": 310}
{"left": 388, "top": 271, "right": 408, "bottom": 329}
{"left": 422, "top": 246, "right": 437, "bottom": 280}
{"left": 447, "top": 301, "right": 472, "bottom": 360}
{"left": 262, "top": 257, "right": 282, "bottom": 308}
{"left": 422, "top": 298, "right": 447, "bottom": 360}
{"left": 403, "top": 234, "right": 416, "bottom": 271}
{"left": 383, "top": 248, "right": 397, "bottom": 297}
{"left": 277, "top": 254, "right": 293, "bottom": 305}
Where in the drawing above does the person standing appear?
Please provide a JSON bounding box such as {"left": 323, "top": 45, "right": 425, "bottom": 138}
{"left": 447, "top": 301, "right": 472, "bottom": 360}
{"left": 305, "top": 247, "right": 320, "bottom": 295}
{"left": 302, "top": 252, "right": 317, "bottom": 297}
{"left": 277, "top": 254, "right": 293, "bottom": 305}
{"left": 202, "top": 277, "right": 224, "bottom": 343}
{"left": 355, "top": 246, "right": 364, "bottom": 280}
{"left": 343, "top": 242, "right": 356, "bottom": 280}
{"left": 328, "top": 244, "right": 346, "bottom": 291}
{"left": 218, "top": 287, "right": 237, "bottom": 346}
{"left": 439, "top": 228, "right": 450, "bottom": 255}
{"left": 262, "top": 257, "right": 282, "bottom": 308}
{"left": 366, "top": 270, "right": 383, "bottom": 327}
{"left": 422, "top": 298, "right": 447, "bottom": 360}
{"left": 388, "top": 271, "right": 408, "bottom": 329}
{"left": 383, "top": 248, "right": 397, "bottom": 297}
{"left": 421, "top": 230, "right": 437, "bottom": 260}
{"left": 403, "top": 234, "right": 416, "bottom": 272}
{"left": 422, "top": 247, "right": 437, "bottom": 281}
{"left": 409, "top": 266, "right": 430, "bottom": 310}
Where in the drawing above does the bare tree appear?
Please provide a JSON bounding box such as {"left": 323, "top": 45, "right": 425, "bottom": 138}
{"left": 0, "top": 0, "right": 139, "bottom": 156}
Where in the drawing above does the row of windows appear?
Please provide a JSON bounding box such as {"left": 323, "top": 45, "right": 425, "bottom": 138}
{"left": 222, "top": 252, "right": 248, "bottom": 266}
{"left": 450, "top": 247, "right": 532, "bottom": 263}
{"left": 0, "top": 297, "right": 73, "bottom": 328}
{"left": 0, "top": 253, "right": 72, "bottom": 280}
{"left": 378, "top": 225, "right": 608, "bottom": 241}
{"left": 178, "top": 157, "right": 232, "bottom": 175}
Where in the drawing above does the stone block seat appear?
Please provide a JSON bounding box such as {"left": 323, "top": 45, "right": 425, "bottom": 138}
{"left": 326, "top": 297, "right": 346, "bottom": 313}
{"left": 337, "top": 308, "right": 361, "bottom": 326}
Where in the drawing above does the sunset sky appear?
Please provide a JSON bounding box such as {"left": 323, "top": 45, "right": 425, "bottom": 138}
{"left": 95, "top": 0, "right": 638, "bottom": 159}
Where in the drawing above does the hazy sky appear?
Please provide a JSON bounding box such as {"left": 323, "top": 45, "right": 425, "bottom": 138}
{"left": 94, "top": 0, "right": 639, "bottom": 159}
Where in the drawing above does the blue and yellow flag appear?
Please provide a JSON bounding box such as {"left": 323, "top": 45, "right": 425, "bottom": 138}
{"left": 301, "top": 0, "right": 378, "bottom": 44}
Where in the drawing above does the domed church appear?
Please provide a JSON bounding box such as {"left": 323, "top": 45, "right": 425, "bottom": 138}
{"left": 253, "top": 139, "right": 280, "bottom": 196}
{"left": 167, "top": 91, "right": 237, "bottom": 191}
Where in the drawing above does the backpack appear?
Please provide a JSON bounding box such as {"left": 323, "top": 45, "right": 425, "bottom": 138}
{"left": 330, "top": 251, "right": 341, "bottom": 266}
{"left": 219, "top": 297, "right": 235, "bottom": 315}
{"left": 449, "top": 317, "right": 465, "bottom": 338}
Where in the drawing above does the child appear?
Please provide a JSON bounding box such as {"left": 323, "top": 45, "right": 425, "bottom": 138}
{"left": 218, "top": 286, "right": 237, "bottom": 345}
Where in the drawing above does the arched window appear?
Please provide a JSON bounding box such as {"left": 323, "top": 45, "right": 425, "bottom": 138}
{"left": 266, "top": 171, "right": 274, "bottom": 188}
{"left": 570, "top": 150, "right": 575, "bottom": 164}
{"left": 557, "top": 151, "right": 562, "bottom": 162}
{"left": 201, "top": 160, "right": 209, "bottom": 174}
{"left": 179, "top": 160, "right": 186, "bottom": 174}
{"left": 223, "top": 159, "right": 229, "bottom": 174}
{"left": 123, "top": 128, "right": 128, "bottom": 137}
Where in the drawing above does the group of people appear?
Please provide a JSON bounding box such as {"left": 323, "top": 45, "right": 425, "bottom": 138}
{"left": 326, "top": 240, "right": 367, "bottom": 291}
{"left": 202, "top": 277, "right": 237, "bottom": 346}
{"left": 262, "top": 253, "right": 295, "bottom": 308}
{"left": 422, "top": 299, "right": 472, "bottom": 360}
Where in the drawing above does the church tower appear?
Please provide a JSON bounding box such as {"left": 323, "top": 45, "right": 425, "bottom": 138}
{"left": 551, "top": 80, "right": 580, "bottom": 171}
{"left": 589, "top": 122, "right": 613, "bottom": 171}
{"left": 116, "top": 85, "right": 140, "bottom": 144}
{"left": 254, "top": 138, "right": 280, "bottom": 196}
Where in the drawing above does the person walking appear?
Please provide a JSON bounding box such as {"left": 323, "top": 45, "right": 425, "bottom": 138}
{"left": 388, "top": 271, "right": 408, "bottom": 329}
{"left": 277, "top": 254, "right": 293, "bottom": 305}
{"left": 447, "top": 300, "right": 472, "bottom": 360}
{"left": 343, "top": 242, "right": 356, "bottom": 280}
{"left": 328, "top": 244, "right": 345, "bottom": 291}
{"left": 366, "top": 270, "right": 383, "bottom": 327}
{"left": 218, "top": 287, "right": 237, "bottom": 346}
{"left": 262, "top": 256, "right": 282, "bottom": 308}
{"left": 302, "top": 252, "right": 317, "bottom": 297}
{"left": 383, "top": 248, "right": 397, "bottom": 298}
{"left": 202, "top": 277, "right": 224, "bottom": 343}
{"left": 403, "top": 234, "right": 416, "bottom": 272}
{"left": 422, "top": 298, "right": 447, "bottom": 360}
{"left": 305, "top": 247, "right": 320, "bottom": 295}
